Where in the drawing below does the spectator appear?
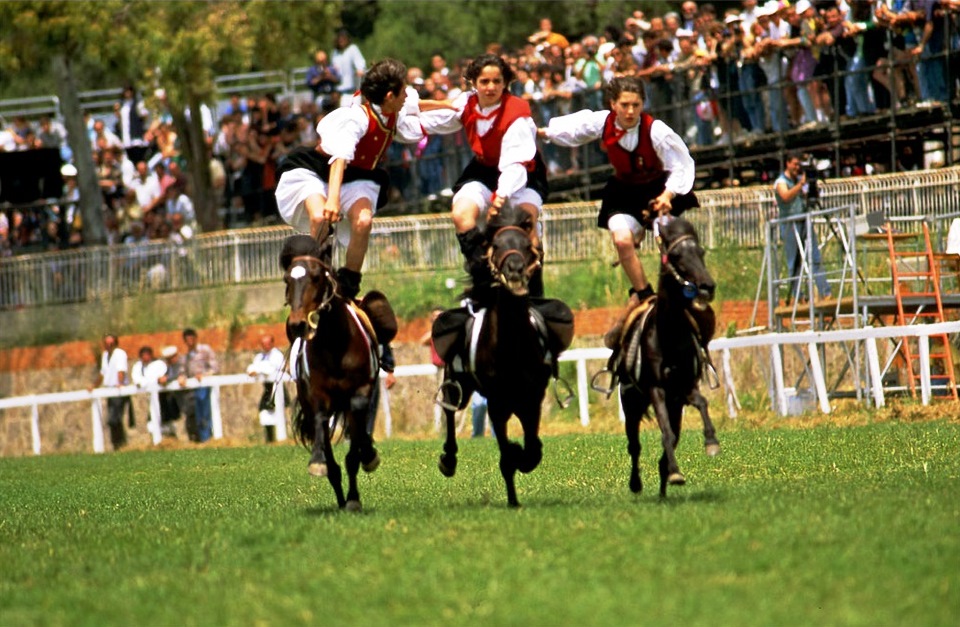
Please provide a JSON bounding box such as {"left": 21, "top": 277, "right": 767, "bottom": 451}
{"left": 305, "top": 49, "right": 341, "bottom": 107}
{"left": 470, "top": 391, "right": 491, "bottom": 438}
{"left": 154, "top": 345, "right": 184, "bottom": 438}
{"left": 246, "top": 334, "right": 286, "bottom": 443}
{"left": 873, "top": 0, "right": 922, "bottom": 110}
{"left": 528, "top": 17, "right": 571, "bottom": 49}
{"left": 178, "top": 328, "right": 219, "bottom": 443}
{"left": 129, "top": 160, "right": 164, "bottom": 215}
{"left": 331, "top": 29, "right": 367, "bottom": 106}
{"left": 92, "top": 118, "right": 124, "bottom": 153}
{"left": 164, "top": 180, "right": 197, "bottom": 229}
{"left": 418, "top": 53, "right": 549, "bottom": 304}
{"left": 91, "top": 334, "right": 130, "bottom": 450}
{"left": 911, "top": 0, "right": 950, "bottom": 106}
{"left": 774, "top": 152, "right": 832, "bottom": 303}
{"left": 114, "top": 84, "right": 150, "bottom": 160}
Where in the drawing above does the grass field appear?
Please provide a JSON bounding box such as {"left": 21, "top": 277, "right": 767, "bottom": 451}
{"left": 2, "top": 419, "right": 957, "bottom": 626}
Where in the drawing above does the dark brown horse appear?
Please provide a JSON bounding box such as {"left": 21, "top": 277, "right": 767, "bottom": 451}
{"left": 283, "top": 234, "right": 382, "bottom": 512}
{"left": 433, "top": 207, "right": 573, "bottom": 507}
{"left": 611, "top": 217, "right": 720, "bottom": 498}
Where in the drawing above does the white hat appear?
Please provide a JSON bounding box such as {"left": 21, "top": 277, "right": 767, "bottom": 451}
{"left": 161, "top": 345, "right": 178, "bottom": 358}
{"left": 794, "top": 0, "right": 812, "bottom": 14}
{"left": 675, "top": 28, "right": 695, "bottom": 38}
{"left": 724, "top": 14, "right": 743, "bottom": 24}
{"left": 60, "top": 163, "right": 77, "bottom": 177}
{"left": 757, "top": 2, "right": 778, "bottom": 17}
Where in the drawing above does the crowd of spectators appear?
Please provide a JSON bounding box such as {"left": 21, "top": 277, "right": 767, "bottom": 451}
{"left": 1, "top": 0, "right": 958, "bottom": 261}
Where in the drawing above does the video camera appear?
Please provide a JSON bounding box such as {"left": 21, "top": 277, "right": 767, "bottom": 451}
{"left": 800, "top": 156, "right": 831, "bottom": 201}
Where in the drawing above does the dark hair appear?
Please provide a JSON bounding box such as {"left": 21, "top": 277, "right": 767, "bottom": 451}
{"left": 360, "top": 58, "right": 407, "bottom": 105}
{"left": 605, "top": 76, "right": 646, "bottom": 106}
{"left": 464, "top": 53, "right": 516, "bottom": 86}
{"left": 138, "top": 346, "right": 154, "bottom": 358}
{"left": 183, "top": 328, "right": 197, "bottom": 339}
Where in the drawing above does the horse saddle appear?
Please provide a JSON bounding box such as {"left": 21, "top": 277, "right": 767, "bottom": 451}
{"left": 359, "top": 290, "right": 398, "bottom": 345}
{"left": 606, "top": 295, "right": 657, "bottom": 381}
{"left": 432, "top": 299, "right": 574, "bottom": 375}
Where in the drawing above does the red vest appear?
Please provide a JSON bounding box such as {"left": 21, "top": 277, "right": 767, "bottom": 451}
{"left": 601, "top": 112, "right": 664, "bottom": 185}
{"left": 351, "top": 103, "right": 397, "bottom": 170}
{"left": 460, "top": 93, "right": 533, "bottom": 168}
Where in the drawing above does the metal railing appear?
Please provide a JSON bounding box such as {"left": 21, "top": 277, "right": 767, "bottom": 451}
{"left": 2, "top": 166, "right": 959, "bottom": 310}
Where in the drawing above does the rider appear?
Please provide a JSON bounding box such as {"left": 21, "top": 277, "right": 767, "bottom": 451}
{"left": 417, "top": 53, "right": 549, "bottom": 305}
{"left": 275, "top": 57, "right": 426, "bottom": 301}
{"left": 537, "top": 76, "right": 699, "bottom": 348}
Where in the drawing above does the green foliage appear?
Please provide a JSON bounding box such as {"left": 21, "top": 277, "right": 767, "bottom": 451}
{"left": 1, "top": 423, "right": 958, "bottom": 625}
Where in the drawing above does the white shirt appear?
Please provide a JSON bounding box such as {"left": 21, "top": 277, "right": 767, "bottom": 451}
{"left": 118, "top": 98, "right": 149, "bottom": 146}
{"left": 419, "top": 90, "right": 538, "bottom": 199}
{"left": 132, "top": 359, "right": 168, "bottom": 387}
{"left": 543, "top": 109, "right": 696, "bottom": 196}
{"left": 331, "top": 43, "right": 367, "bottom": 93}
{"left": 100, "top": 348, "right": 129, "bottom": 387}
{"left": 129, "top": 172, "right": 162, "bottom": 209}
{"left": 316, "top": 87, "right": 424, "bottom": 164}
{"left": 247, "top": 347, "right": 286, "bottom": 383}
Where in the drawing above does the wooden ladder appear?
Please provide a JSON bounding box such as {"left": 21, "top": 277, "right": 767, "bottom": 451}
{"left": 886, "top": 222, "right": 958, "bottom": 400}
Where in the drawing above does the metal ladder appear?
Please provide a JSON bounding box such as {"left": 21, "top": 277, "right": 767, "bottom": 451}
{"left": 886, "top": 222, "right": 958, "bottom": 400}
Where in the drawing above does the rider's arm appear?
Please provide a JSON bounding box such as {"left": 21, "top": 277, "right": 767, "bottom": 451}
{"left": 495, "top": 117, "right": 538, "bottom": 201}
{"left": 540, "top": 109, "right": 608, "bottom": 147}
{"left": 651, "top": 119, "right": 695, "bottom": 200}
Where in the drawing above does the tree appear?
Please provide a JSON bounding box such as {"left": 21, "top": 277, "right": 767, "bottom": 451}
{"left": 0, "top": 1, "right": 141, "bottom": 245}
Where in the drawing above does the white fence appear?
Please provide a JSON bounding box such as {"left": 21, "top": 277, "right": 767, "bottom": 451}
{"left": 4, "top": 320, "right": 957, "bottom": 456}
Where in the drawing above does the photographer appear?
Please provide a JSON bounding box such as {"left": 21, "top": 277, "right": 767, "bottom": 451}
{"left": 774, "top": 153, "right": 832, "bottom": 304}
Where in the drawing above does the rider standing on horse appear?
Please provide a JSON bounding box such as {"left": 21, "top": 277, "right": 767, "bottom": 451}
{"left": 417, "top": 53, "right": 549, "bottom": 305}
{"left": 275, "top": 58, "right": 427, "bottom": 299}
{"left": 536, "top": 76, "right": 699, "bottom": 347}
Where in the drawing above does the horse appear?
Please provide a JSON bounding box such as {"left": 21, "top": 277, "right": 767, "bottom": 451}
{"left": 608, "top": 216, "right": 719, "bottom": 498}
{"left": 282, "top": 233, "right": 385, "bottom": 512}
{"left": 432, "top": 206, "right": 574, "bottom": 507}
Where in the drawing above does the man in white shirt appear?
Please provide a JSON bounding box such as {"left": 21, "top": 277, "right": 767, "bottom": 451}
{"left": 331, "top": 29, "right": 367, "bottom": 106}
{"left": 247, "top": 334, "right": 287, "bottom": 443}
{"left": 93, "top": 334, "right": 130, "bottom": 450}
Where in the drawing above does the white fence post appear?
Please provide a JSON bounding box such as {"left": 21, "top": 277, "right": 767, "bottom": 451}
{"left": 807, "top": 342, "right": 831, "bottom": 414}
{"left": 865, "top": 337, "right": 885, "bottom": 408}
{"left": 576, "top": 358, "right": 590, "bottom": 427}
{"left": 211, "top": 384, "right": 224, "bottom": 439}
{"left": 919, "top": 335, "right": 931, "bottom": 405}
{"left": 771, "top": 345, "right": 787, "bottom": 416}
{"left": 31, "top": 404, "right": 41, "bottom": 456}
{"left": 148, "top": 390, "right": 163, "bottom": 445}
{"left": 91, "top": 398, "right": 105, "bottom": 454}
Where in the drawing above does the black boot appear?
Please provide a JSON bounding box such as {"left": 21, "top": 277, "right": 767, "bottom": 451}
{"left": 457, "top": 228, "right": 494, "bottom": 306}
{"left": 336, "top": 267, "right": 363, "bottom": 301}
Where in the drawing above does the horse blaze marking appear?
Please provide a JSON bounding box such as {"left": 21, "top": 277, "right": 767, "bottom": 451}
{"left": 290, "top": 266, "right": 307, "bottom": 279}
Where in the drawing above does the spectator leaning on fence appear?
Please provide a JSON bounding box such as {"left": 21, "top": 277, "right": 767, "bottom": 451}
{"left": 179, "top": 328, "right": 219, "bottom": 443}
{"left": 91, "top": 334, "right": 130, "bottom": 451}
{"left": 246, "top": 334, "right": 286, "bottom": 444}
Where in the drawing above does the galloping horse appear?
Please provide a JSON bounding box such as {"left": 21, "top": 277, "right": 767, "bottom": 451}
{"left": 608, "top": 217, "right": 719, "bottom": 498}
{"left": 282, "top": 233, "right": 385, "bottom": 511}
{"left": 432, "top": 207, "right": 573, "bottom": 507}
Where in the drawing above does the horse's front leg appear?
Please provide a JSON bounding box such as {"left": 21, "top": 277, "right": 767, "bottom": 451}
{"left": 517, "top": 403, "right": 543, "bottom": 474}
{"left": 491, "top": 409, "right": 522, "bottom": 507}
{"left": 438, "top": 377, "right": 465, "bottom": 478}
{"left": 309, "top": 412, "right": 345, "bottom": 508}
{"left": 687, "top": 388, "right": 720, "bottom": 457}
{"left": 621, "top": 386, "right": 648, "bottom": 494}
{"left": 650, "top": 388, "right": 685, "bottom": 497}
{"left": 342, "top": 395, "right": 374, "bottom": 512}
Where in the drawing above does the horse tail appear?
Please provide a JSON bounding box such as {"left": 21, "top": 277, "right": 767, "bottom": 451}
{"left": 292, "top": 398, "right": 315, "bottom": 448}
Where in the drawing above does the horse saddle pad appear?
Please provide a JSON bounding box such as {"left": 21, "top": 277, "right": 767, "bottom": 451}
{"left": 432, "top": 298, "right": 574, "bottom": 368}
{"left": 616, "top": 295, "right": 656, "bottom": 351}
{"left": 359, "top": 290, "right": 398, "bottom": 345}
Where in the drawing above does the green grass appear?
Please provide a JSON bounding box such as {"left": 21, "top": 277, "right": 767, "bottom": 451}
{"left": 1, "top": 421, "right": 957, "bottom": 626}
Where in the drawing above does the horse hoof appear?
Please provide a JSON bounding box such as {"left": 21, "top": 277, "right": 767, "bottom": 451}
{"left": 705, "top": 443, "right": 721, "bottom": 457}
{"left": 362, "top": 453, "right": 381, "bottom": 473}
{"left": 344, "top": 500, "right": 362, "bottom": 513}
{"left": 629, "top": 475, "right": 643, "bottom": 494}
{"left": 308, "top": 462, "right": 328, "bottom": 478}
{"left": 438, "top": 456, "right": 456, "bottom": 478}
{"left": 668, "top": 472, "right": 686, "bottom": 486}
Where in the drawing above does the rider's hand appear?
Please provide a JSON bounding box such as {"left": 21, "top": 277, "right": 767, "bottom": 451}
{"left": 488, "top": 193, "right": 506, "bottom": 218}
{"left": 322, "top": 198, "right": 341, "bottom": 223}
{"left": 650, "top": 192, "right": 673, "bottom": 217}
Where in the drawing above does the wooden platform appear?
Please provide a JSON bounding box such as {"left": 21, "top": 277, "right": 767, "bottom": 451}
{"left": 774, "top": 294, "right": 960, "bottom": 319}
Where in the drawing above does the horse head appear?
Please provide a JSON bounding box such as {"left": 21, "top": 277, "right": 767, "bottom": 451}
{"left": 485, "top": 207, "right": 540, "bottom": 297}
{"left": 280, "top": 234, "right": 336, "bottom": 333}
{"left": 657, "top": 217, "right": 715, "bottom": 310}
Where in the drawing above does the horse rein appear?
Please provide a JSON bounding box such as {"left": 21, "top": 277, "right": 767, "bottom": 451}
{"left": 488, "top": 225, "right": 541, "bottom": 280}
{"left": 657, "top": 235, "right": 700, "bottom": 301}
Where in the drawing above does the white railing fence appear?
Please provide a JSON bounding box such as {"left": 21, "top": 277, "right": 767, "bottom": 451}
{"left": 3, "top": 166, "right": 960, "bottom": 310}
{"left": 3, "top": 320, "right": 957, "bottom": 456}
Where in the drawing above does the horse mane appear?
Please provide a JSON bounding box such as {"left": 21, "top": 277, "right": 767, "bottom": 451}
{"left": 485, "top": 205, "right": 532, "bottom": 233}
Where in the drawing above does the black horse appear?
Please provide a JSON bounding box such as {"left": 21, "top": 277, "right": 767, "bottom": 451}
{"left": 282, "top": 234, "right": 390, "bottom": 512}
{"left": 432, "top": 207, "right": 573, "bottom": 507}
{"left": 608, "top": 217, "right": 719, "bottom": 498}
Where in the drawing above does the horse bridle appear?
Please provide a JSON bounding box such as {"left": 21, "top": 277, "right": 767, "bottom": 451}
{"left": 658, "top": 234, "right": 700, "bottom": 301}
{"left": 487, "top": 225, "right": 541, "bottom": 283}
{"left": 289, "top": 255, "right": 338, "bottom": 313}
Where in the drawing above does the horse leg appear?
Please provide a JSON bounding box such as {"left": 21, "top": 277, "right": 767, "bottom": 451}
{"left": 621, "top": 388, "right": 648, "bottom": 494}
{"left": 492, "top": 412, "right": 521, "bottom": 507}
{"left": 517, "top": 407, "right": 542, "bottom": 474}
{"left": 353, "top": 393, "right": 380, "bottom": 473}
{"left": 650, "top": 389, "right": 685, "bottom": 497}
{"left": 688, "top": 388, "right": 720, "bottom": 457}
{"left": 343, "top": 416, "right": 363, "bottom": 512}
{"left": 310, "top": 415, "right": 346, "bottom": 508}
{"left": 437, "top": 382, "right": 464, "bottom": 477}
